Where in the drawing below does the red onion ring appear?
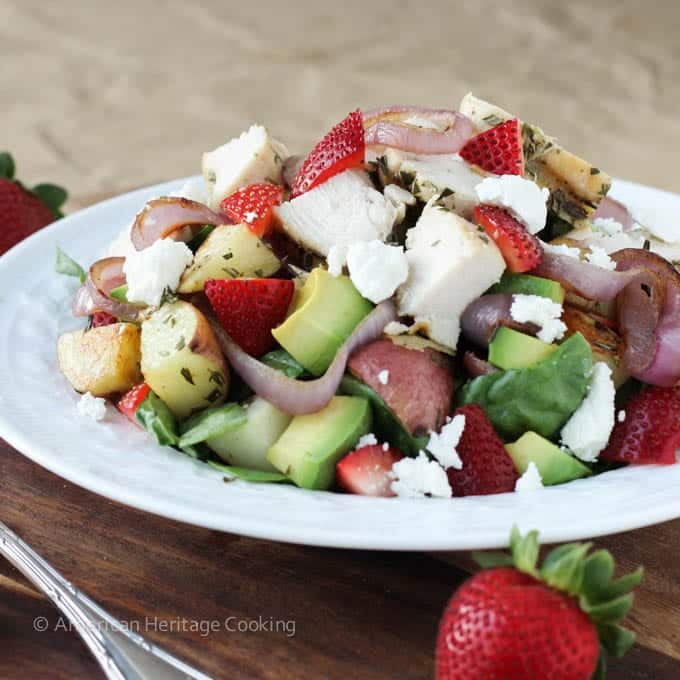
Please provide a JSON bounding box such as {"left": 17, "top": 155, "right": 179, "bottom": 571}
{"left": 460, "top": 294, "right": 538, "bottom": 347}
{"left": 636, "top": 287, "right": 680, "bottom": 386}
{"left": 591, "top": 196, "right": 635, "bottom": 231}
{"left": 362, "top": 107, "right": 476, "bottom": 155}
{"left": 131, "top": 197, "right": 227, "bottom": 251}
{"left": 463, "top": 351, "right": 499, "bottom": 377}
{"left": 533, "top": 252, "right": 641, "bottom": 301}
{"left": 72, "top": 257, "right": 141, "bottom": 321}
{"left": 207, "top": 301, "right": 397, "bottom": 415}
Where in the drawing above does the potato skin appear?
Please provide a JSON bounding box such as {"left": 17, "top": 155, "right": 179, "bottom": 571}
{"left": 178, "top": 224, "right": 280, "bottom": 293}
{"left": 141, "top": 301, "right": 229, "bottom": 418}
{"left": 348, "top": 339, "right": 454, "bottom": 436}
{"left": 57, "top": 323, "right": 142, "bottom": 396}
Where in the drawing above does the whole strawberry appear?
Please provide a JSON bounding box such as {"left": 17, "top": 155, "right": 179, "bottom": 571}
{"left": 0, "top": 152, "right": 67, "bottom": 255}
{"left": 436, "top": 528, "right": 641, "bottom": 680}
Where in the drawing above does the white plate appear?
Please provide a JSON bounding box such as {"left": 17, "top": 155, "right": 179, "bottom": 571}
{"left": 1, "top": 177, "right": 679, "bottom": 551}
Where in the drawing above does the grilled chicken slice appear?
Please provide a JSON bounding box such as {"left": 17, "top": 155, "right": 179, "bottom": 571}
{"left": 397, "top": 198, "right": 506, "bottom": 350}
{"left": 274, "top": 169, "right": 397, "bottom": 256}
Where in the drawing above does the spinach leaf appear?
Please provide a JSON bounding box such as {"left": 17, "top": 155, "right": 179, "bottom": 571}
{"left": 136, "top": 391, "right": 179, "bottom": 446}
{"left": 339, "top": 375, "right": 427, "bottom": 456}
{"left": 458, "top": 333, "right": 592, "bottom": 441}
{"left": 261, "top": 349, "right": 308, "bottom": 378}
{"left": 207, "top": 460, "right": 290, "bottom": 483}
{"left": 187, "top": 225, "right": 215, "bottom": 251}
{"left": 109, "top": 284, "right": 129, "bottom": 302}
{"left": 178, "top": 403, "right": 247, "bottom": 447}
{"left": 179, "top": 442, "right": 212, "bottom": 461}
{"left": 55, "top": 247, "right": 86, "bottom": 283}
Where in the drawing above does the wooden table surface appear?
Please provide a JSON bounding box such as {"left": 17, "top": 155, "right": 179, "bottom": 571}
{"left": 2, "top": 191, "right": 680, "bottom": 679}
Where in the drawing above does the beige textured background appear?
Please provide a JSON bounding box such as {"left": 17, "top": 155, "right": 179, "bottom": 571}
{"left": 3, "top": 0, "right": 680, "bottom": 204}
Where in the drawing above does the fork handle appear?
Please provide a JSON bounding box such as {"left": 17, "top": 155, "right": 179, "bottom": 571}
{"left": 0, "top": 521, "right": 211, "bottom": 680}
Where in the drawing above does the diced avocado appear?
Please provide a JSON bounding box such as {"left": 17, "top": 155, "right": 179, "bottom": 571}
{"left": 506, "top": 431, "right": 591, "bottom": 485}
{"left": 206, "top": 397, "right": 292, "bottom": 472}
{"left": 459, "top": 332, "right": 592, "bottom": 440}
{"left": 272, "top": 268, "right": 373, "bottom": 376}
{"left": 267, "top": 396, "right": 371, "bottom": 490}
{"left": 488, "top": 327, "right": 557, "bottom": 370}
{"left": 490, "top": 272, "right": 565, "bottom": 304}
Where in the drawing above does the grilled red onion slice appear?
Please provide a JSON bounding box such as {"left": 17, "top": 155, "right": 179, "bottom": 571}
{"left": 461, "top": 294, "right": 514, "bottom": 346}
{"left": 591, "top": 196, "right": 634, "bottom": 231}
{"left": 611, "top": 249, "right": 680, "bottom": 381}
{"left": 363, "top": 107, "right": 476, "bottom": 155}
{"left": 72, "top": 257, "right": 141, "bottom": 321}
{"left": 636, "top": 287, "right": 680, "bottom": 386}
{"left": 208, "top": 301, "right": 397, "bottom": 415}
{"left": 533, "top": 252, "right": 641, "bottom": 301}
{"left": 463, "top": 351, "right": 499, "bottom": 377}
{"left": 131, "top": 197, "right": 227, "bottom": 250}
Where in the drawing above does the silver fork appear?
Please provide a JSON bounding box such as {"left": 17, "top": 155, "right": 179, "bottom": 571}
{"left": 0, "top": 521, "right": 213, "bottom": 680}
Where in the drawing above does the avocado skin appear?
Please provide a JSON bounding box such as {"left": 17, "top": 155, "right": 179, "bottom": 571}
{"left": 488, "top": 327, "right": 556, "bottom": 370}
{"left": 506, "top": 431, "right": 592, "bottom": 484}
{"left": 490, "top": 272, "right": 565, "bottom": 303}
{"left": 266, "top": 396, "right": 372, "bottom": 490}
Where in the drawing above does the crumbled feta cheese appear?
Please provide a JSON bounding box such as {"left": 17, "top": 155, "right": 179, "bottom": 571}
{"left": 106, "top": 225, "right": 136, "bottom": 259}
{"left": 326, "top": 244, "right": 348, "bottom": 277}
{"left": 591, "top": 217, "right": 624, "bottom": 236}
{"left": 541, "top": 242, "right": 581, "bottom": 259}
{"left": 378, "top": 369, "right": 390, "bottom": 385}
{"left": 515, "top": 462, "right": 544, "bottom": 493}
{"left": 618, "top": 410, "right": 626, "bottom": 423}
{"left": 346, "top": 240, "right": 409, "bottom": 303}
{"left": 357, "top": 433, "right": 378, "bottom": 448}
{"left": 202, "top": 125, "right": 287, "bottom": 210}
{"left": 560, "top": 362, "right": 616, "bottom": 462}
{"left": 123, "top": 239, "right": 194, "bottom": 307}
{"left": 586, "top": 246, "right": 616, "bottom": 271}
{"left": 390, "top": 452, "right": 452, "bottom": 498}
{"left": 171, "top": 177, "right": 210, "bottom": 205}
{"left": 384, "top": 184, "right": 417, "bottom": 206}
{"left": 382, "top": 442, "right": 389, "bottom": 452}
{"left": 383, "top": 321, "right": 410, "bottom": 336}
{"left": 77, "top": 392, "right": 107, "bottom": 421}
{"left": 243, "top": 211, "right": 258, "bottom": 224}
{"left": 426, "top": 414, "right": 466, "bottom": 470}
{"left": 475, "top": 175, "right": 550, "bottom": 234}
{"left": 510, "top": 294, "right": 566, "bottom": 344}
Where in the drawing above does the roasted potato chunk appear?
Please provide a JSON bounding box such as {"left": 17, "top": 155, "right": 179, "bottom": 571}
{"left": 140, "top": 301, "right": 229, "bottom": 418}
{"left": 57, "top": 323, "right": 142, "bottom": 396}
{"left": 178, "top": 224, "right": 280, "bottom": 293}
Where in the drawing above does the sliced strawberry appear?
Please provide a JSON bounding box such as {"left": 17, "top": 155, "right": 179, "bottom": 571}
{"left": 336, "top": 444, "right": 404, "bottom": 497}
{"left": 220, "top": 183, "right": 284, "bottom": 238}
{"left": 446, "top": 404, "right": 518, "bottom": 496}
{"left": 601, "top": 387, "right": 680, "bottom": 465}
{"left": 91, "top": 311, "right": 118, "bottom": 327}
{"left": 474, "top": 205, "right": 543, "bottom": 273}
{"left": 205, "top": 278, "right": 295, "bottom": 357}
{"left": 117, "top": 383, "right": 151, "bottom": 425}
{"left": 290, "top": 110, "right": 365, "bottom": 198}
{"left": 459, "top": 118, "right": 524, "bottom": 175}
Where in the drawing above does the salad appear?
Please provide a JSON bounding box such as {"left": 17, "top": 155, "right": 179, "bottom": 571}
{"left": 56, "top": 93, "right": 680, "bottom": 498}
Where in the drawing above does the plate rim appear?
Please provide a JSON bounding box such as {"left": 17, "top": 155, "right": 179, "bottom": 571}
{"left": 1, "top": 175, "right": 679, "bottom": 551}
